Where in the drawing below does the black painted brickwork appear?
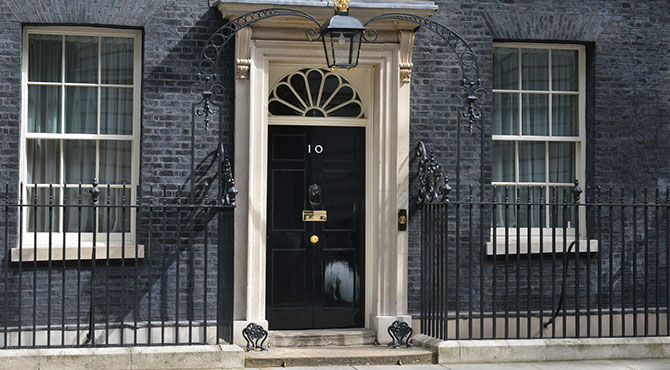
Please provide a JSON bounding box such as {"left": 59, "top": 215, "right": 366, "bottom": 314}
{"left": 407, "top": 0, "right": 670, "bottom": 316}
{"left": 0, "top": 0, "right": 667, "bottom": 328}
{"left": 0, "top": 0, "right": 235, "bottom": 329}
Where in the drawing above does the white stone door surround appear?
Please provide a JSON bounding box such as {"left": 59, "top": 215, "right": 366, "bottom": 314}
{"left": 217, "top": 2, "right": 435, "bottom": 346}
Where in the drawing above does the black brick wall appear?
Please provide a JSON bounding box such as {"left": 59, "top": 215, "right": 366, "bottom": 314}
{"left": 407, "top": 0, "right": 670, "bottom": 316}
{"left": 0, "top": 0, "right": 667, "bottom": 330}
{"left": 0, "top": 0, "right": 235, "bottom": 330}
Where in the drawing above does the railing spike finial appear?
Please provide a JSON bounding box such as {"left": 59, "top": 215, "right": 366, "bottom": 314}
{"left": 89, "top": 178, "right": 100, "bottom": 205}
{"left": 572, "top": 179, "right": 582, "bottom": 204}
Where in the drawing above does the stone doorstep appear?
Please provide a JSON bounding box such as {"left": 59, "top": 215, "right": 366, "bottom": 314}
{"left": 244, "top": 344, "right": 435, "bottom": 367}
{"left": 269, "top": 328, "right": 376, "bottom": 347}
{"left": 412, "top": 335, "right": 670, "bottom": 364}
{"left": 0, "top": 344, "right": 244, "bottom": 370}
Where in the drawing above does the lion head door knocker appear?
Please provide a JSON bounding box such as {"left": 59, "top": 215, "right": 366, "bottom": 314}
{"left": 308, "top": 183, "right": 322, "bottom": 209}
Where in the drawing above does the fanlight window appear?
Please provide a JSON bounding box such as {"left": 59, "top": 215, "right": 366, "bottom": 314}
{"left": 269, "top": 68, "right": 364, "bottom": 118}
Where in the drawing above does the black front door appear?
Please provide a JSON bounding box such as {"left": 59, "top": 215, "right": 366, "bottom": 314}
{"left": 267, "top": 125, "right": 365, "bottom": 330}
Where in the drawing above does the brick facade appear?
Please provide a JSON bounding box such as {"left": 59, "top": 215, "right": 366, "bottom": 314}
{"left": 407, "top": 0, "right": 670, "bottom": 315}
{"left": 0, "top": 0, "right": 667, "bottom": 327}
{"left": 0, "top": 0, "right": 234, "bottom": 328}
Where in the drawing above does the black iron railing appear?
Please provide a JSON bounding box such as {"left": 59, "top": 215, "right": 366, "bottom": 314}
{"left": 419, "top": 183, "right": 670, "bottom": 340}
{"left": 0, "top": 182, "right": 234, "bottom": 348}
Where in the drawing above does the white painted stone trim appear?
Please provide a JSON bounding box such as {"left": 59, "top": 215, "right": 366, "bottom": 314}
{"left": 0, "top": 345, "right": 244, "bottom": 370}
{"left": 413, "top": 335, "right": 670, "bottom": 364}
{"left": 232, "top": 36, "right": 412, "bottom": 345}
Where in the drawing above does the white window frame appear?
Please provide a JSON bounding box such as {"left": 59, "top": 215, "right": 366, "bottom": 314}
{"left": 488, "top": 42, "right": 595, "bottom": 254}
{"left": 16, "top": 26, "right": 142, "bottom": 261}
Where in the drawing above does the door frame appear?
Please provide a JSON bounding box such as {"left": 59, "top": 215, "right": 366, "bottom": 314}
{"left": 231, "top": 35, "right": 412, "bottom": 346}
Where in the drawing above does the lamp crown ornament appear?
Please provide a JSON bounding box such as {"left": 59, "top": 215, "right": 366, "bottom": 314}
{"left": 334, "top": 0, "right": 350, "bottom": 13}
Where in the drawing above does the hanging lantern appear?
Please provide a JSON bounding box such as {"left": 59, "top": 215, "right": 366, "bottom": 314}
{"left": 320, "top": 0, "right": 365, "bottom": 69}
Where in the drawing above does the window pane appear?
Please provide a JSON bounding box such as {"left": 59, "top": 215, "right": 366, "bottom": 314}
{"left": 28, "top": 85, "right": 61, "bottom": 133}
{"left": 65, "top": 36, "right": 98, "bottom": 83}
{"left": 26, "top": 139, "right": 60, "bottom": 184}
{"left": 552, "top": 49, "right": 578, "bottom": 91}
{"left": 65, "top": 86, "right": 97, "bottom": 133}
{"left": 522, "top": 94, "right": 548, "bottom": 135}
{"left": 518, "top": 141, "right": 545, "bottom": 182}
{"left": 552, "top": 95, "right": 578, "bottom": 136}
{"left": 98, "top": 188, "right": 131, "bottom": 233}
{"left": 28, "top": 34, "right": 62, "bottom": 82}
{"left": 493, "top": 141, "right": 515, "bottom": 182}
{"left": 64, "top": 140, "right": 96, "bottom": 184}
{"left": 99, "top": 141, "right": 131, "bottom": 184}
{"left": 64, "top": 187, "right": 94, "bottom": 232}
{"left": 26, "top": 187, "right": 60, "bottom": 232}
{"left": 549, "top": 142, "right": 575, "bottom": 183}
{"left": 493, "top": 93, "right": 519, "bottom": 135}
{"left": 493, "top": 48, "right": 518, "bottom": 90}
{"left": 494, "top": 186, "right": 515, "bottom": 228}
{"left": 101, "top": 37, "right": 134, "bottom": 85}
{"left": 517, "top": 186, "right": 543, "bottom": 228}
{"left": 101, "top": 87, "right": 133, "bottom": 135}
{"left": 522, "top": 49, "right": 548, "bottom": 90}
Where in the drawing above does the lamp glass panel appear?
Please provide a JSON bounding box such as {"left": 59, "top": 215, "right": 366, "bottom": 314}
{"left": 322, "top": 33, "right": 334, "bottom": 67}
{"left": 332, "top": 31, "right": 349, "bottom": 67}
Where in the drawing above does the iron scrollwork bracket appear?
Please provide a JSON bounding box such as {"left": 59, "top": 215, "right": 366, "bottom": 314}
{"left": 415, "top": 141, "right": 451, "bottom": 205}
{"left": 194, "top": 74, "right": 223, "bottom": 130}
{"left": 364, "top": 13, "right": 483, "bottom": 136}
{"left": 242, "top": 323, "right": 268, "bottom": 351}
{"left": 460, "top": 78, "right": 486, "bottom": 134}
{"left": 387, "top": 320, "right": 413, "bottom": 348}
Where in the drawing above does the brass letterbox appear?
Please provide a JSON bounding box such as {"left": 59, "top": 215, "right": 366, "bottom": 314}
{"left": 302, "top": 210, "right": 327, "bottom": 222}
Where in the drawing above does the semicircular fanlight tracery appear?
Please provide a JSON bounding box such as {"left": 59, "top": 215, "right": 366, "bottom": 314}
{"left": 269, "top": 68, "right": 364, "bottom": 118}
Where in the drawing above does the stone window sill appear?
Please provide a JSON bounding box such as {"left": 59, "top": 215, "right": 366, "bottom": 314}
{"left": 486, "top": 239, "right": 599, "bottom": 255}
{"left": 11, "top": 243, "right": 145, "bottom": 262}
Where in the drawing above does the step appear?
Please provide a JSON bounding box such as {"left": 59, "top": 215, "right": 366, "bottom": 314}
{"left": 244, "top": 344, "right": 435, "bottom": 368}
{"left": 268, "top": 328, "right": 376, "bottom": 347}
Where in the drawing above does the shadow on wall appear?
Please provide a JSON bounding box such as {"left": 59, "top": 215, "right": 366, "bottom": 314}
{"left": 0, "top": 3, "right": 238, "bottom": 341}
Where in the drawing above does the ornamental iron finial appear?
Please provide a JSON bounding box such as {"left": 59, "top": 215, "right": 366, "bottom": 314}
{"left": 334, "top": 0, "right": 350, "bottom": 13}
{"left": 415, "top": 141, "right": 451, "bottom": 204}
{"left": 219, "top": 143, "right": 238, "bottom": 206}
{"left": 572, "top": 179, "right": 582, "bottom": 204}
{"left": 461, "top": 78, "right": 484, "bottom": 134}
{"left": 89, "top": 178, "right": 100, "bottom": 205}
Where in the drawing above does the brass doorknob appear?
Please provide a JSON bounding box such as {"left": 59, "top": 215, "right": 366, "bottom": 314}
{"left": 310, "top": 235, "right": 319, "bottom": 244}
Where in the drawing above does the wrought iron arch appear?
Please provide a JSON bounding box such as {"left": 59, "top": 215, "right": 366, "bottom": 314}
{"left": 363, "top": 13, "right": 486, "bottom": 195}
{"left": 192, "top": 8, "right": 323, "bottom": 207}
{"left": 197, "top": 8, "right": 322, "bottom": 77}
